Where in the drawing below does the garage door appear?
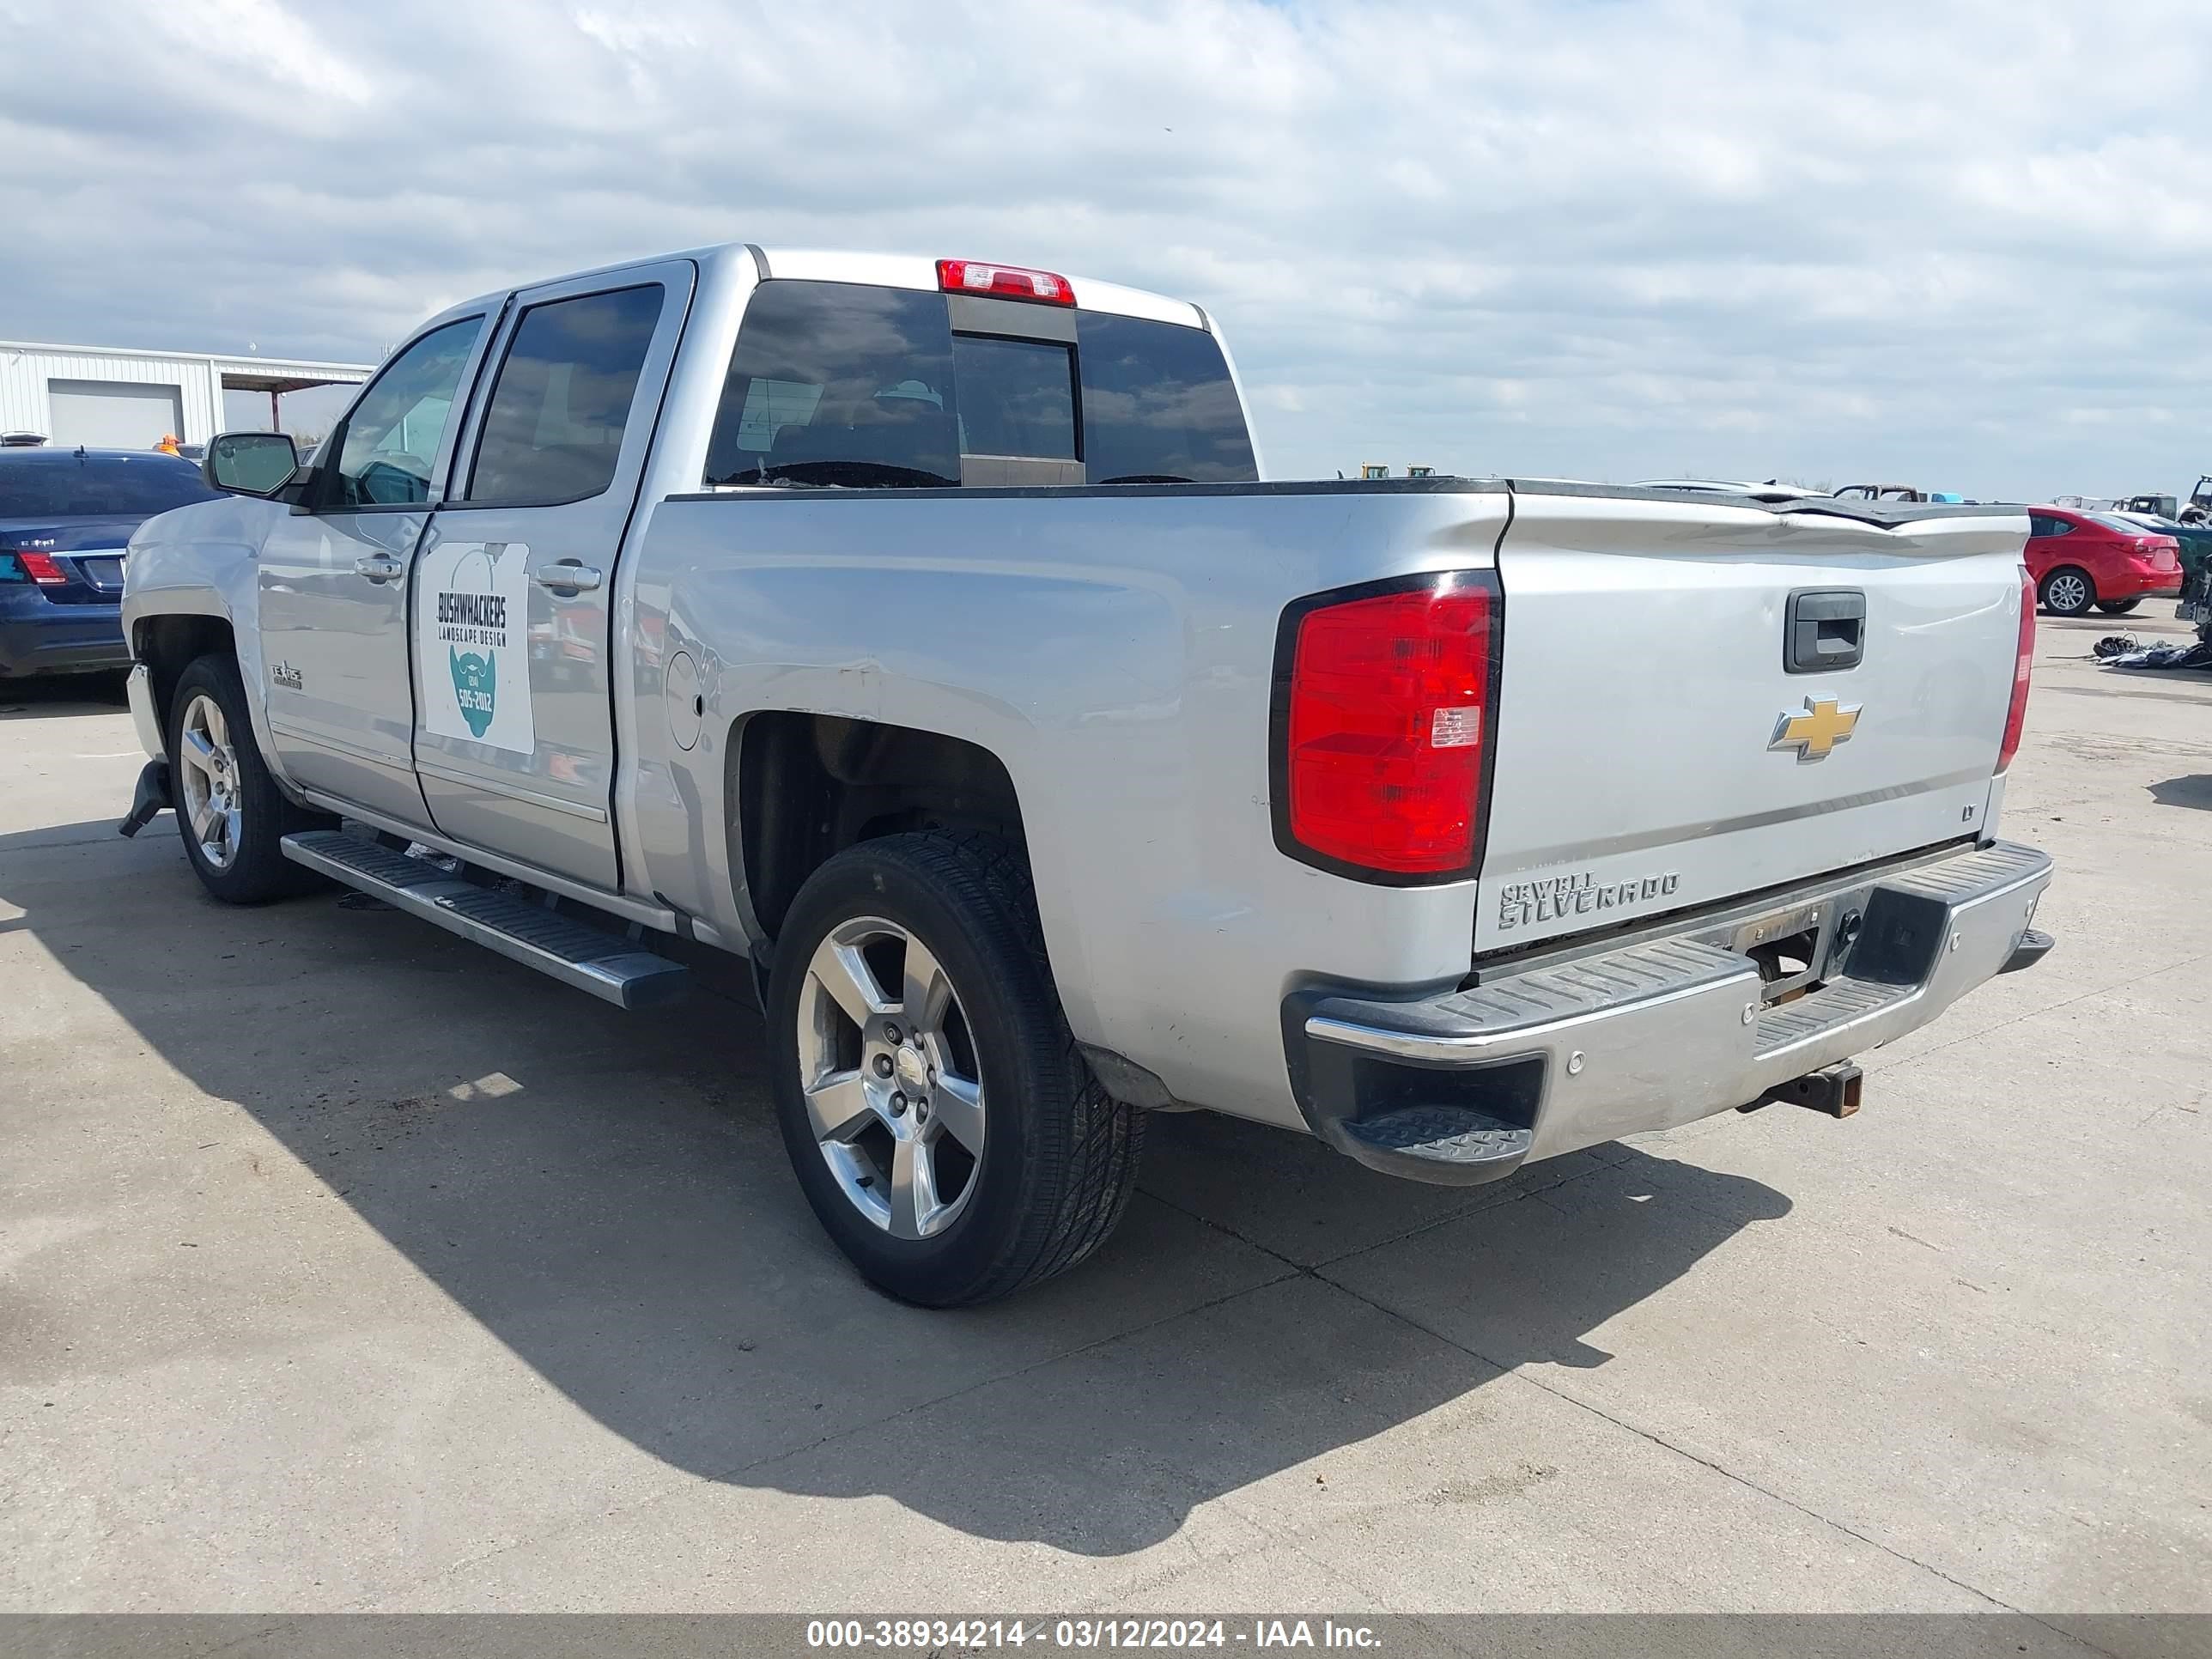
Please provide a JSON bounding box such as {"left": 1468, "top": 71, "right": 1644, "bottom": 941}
{"left": 46, "top": 380, "right": 186, "bottom": 449}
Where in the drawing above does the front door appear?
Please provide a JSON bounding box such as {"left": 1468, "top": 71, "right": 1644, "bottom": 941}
{"left": 257, "top": 313, "right": 492, "bottom": 825}
{"left": 410, "top": 264, "right": 692, "bottom": 890}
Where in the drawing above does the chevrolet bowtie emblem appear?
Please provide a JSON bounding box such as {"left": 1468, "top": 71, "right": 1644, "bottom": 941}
{"left": 1771, "top": 696, "right": 1861, "bottom": 761}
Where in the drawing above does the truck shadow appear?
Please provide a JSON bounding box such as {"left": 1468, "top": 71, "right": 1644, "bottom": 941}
{"left": 2148, "top": 775, "right": 2212, "bottom": 811}
{"left": 0, "top": 670, "right": 128, "bottom": 719}
{"left": 3, "top": 815, "right": 1791, "bottom": 1558}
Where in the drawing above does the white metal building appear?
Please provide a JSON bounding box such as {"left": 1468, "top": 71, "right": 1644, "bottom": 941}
{"left": 0, "top": 340, "right": 373, "bottom": 449}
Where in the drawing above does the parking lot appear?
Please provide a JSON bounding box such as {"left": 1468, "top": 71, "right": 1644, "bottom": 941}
{"left": 2, "top": 613, "right": 2208, "bottom": 1624}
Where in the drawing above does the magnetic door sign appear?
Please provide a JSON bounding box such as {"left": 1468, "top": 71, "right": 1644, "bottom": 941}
{"left": 416, "top": 539, "right": 537, "bottom": 754}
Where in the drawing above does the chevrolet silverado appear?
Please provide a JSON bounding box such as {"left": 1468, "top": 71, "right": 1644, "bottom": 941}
{"left": 117, "top": 243, "right": 2054, "bottom": 1305}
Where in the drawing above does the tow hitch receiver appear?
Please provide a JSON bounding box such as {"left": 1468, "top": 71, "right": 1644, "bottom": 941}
{"left": 1745, "top": 1060, "right": 1863, "bottom": 1118}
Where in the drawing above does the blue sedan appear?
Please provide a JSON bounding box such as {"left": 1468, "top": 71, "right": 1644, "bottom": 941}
{"left": 0, "top": 446, "right": 221, "bottom": 679}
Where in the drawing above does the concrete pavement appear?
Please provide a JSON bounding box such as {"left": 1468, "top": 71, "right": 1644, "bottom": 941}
{"left": 2, "top": 617, "right": 2209, "bottom": 1626}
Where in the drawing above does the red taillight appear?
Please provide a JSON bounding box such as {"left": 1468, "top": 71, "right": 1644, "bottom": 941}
{"left": 936, "top": 258, "right": 1075, "bottom": 307}
{"left": 16, "top": 550, "right": 67, "bottom": 586}
{"left": 1997, "top": 564, "right": 2034, "bottom": 774}
{"left": 1277, "top": 576, "right": 1498, "bottom": 878}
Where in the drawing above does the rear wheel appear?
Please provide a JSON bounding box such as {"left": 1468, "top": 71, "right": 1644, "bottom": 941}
{"left": 2096, "top": 599, "right": 2141, "bottom": 617}
{"left": 2039, "top": 566, "right": 2095, "bottom": 617}
{"left": 167, "top": 653, "right": 331, "bottom": 903}
{"left": 768, "top": 833, "right": 1145, "bottom": 1306}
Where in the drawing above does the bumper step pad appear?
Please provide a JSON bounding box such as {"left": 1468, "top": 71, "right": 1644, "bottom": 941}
{"left": 281, "top": 830, "right": 689, "bottom": 1010}
{"left": 1338, "top": 1107, "right": 1534, "bottom": 1170}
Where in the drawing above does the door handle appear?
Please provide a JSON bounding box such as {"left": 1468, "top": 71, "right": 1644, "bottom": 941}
{"left": 353, "top": 554, "right": 404, "bottom": 583}
{"left": 532, "top": 560, "right": 604, "bottom": 594}
{"left": 1784, "top": 589, "right": 1866, "bottom": 672}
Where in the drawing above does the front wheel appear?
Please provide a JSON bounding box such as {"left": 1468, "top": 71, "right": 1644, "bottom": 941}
{"left": 167, "top": 653, "right": 331, "bottom": 903}
{"left": 768, "top": 833, "right": 1145, "bottom": 1306}
{"left": 2039, "top": 566, "right": 2096, "bottom": 617}
{"left": 2096, "top": 599, "right": 2141, "bottom": 617}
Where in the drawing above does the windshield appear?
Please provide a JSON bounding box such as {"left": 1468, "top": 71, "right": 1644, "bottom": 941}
{"left": 2090, "top": 513, "right": 2155, "bottom": 535}
{"left": 0, "top": 453, "right": 221, "bottom": 520}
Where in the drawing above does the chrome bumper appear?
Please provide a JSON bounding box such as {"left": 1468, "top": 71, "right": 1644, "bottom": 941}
{"left": 1289, "top": 841, "right": 2053, "bottom": 1182}
{"left": 125, "top": 663, "right": 164, "bottom": 759}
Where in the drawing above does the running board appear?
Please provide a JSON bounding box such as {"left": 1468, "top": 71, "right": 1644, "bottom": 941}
{"left": 281, "top": 830, "right": 690, "bottom": 1010}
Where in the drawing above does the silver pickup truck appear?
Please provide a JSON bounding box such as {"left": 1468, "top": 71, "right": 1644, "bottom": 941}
{"left": 118, "top": 242, "right": 2054, "bottom": 1306}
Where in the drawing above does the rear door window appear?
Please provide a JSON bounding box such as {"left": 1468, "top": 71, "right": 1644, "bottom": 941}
{"left": 1075, "top": 312, "right": 1256, "bottom": 484}
{"left": 465, "top": 283, "right": 665, "bottom": 507}
{"left": 705, "top": 283, "right": 959, "bottom": 488}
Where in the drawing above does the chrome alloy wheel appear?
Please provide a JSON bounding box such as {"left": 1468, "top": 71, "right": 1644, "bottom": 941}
{"left": 2045, "top": 570, "right": 2088, "bottom": 613}
{"left": 175, "top": 691, "right": 244, "bottom": 871}
{"left": 797, "top": 916, "right": 988, "bottom": 1239}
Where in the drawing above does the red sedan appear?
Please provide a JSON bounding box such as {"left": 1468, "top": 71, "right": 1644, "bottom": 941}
{"left": 2027, "top": 507, "right": 2183, "bottom": 617}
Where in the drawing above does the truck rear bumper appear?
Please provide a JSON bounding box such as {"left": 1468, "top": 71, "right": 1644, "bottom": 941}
{"left": 1285, "top": 840, "right": 2053, "bottom": 1186}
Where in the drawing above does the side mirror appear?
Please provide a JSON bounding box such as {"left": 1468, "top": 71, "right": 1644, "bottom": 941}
{"left": 204, "top": 431, "right": 300, "bottom": 497}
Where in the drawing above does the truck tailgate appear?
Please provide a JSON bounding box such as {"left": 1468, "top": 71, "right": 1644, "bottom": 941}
{"left": 1478, "top": 490, "right": 2029, "bottom": 953}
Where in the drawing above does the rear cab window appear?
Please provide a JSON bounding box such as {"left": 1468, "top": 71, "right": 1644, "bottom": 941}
{"left": 705, "top": 284, "right": 960, "bottom": 489}
{"left": 0, "top": 454, "right": 219, "bottom": 519}
{"left": 1074, "top": 311, "right": 1256, "bottom": 484}
{"left": 702, "top": 279, "right": 1256, "bottom": 490}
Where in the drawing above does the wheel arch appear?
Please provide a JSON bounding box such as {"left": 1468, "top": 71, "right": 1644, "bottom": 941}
{"left": 131, "top": 611, "right": 237, "bottom": 749}
{"left": 129, "top": 598, "right": 295, "bottom": 801}
{"left": 729, "top": 710, "right": 1030, "bottom": 945}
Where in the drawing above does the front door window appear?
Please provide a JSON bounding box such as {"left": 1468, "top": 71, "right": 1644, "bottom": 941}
{"left": 327, "top": 319, "right": 482, "bottom": 507}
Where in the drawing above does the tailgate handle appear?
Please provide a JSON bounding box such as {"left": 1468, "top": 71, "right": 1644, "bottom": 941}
{"left": 1785, "top": 589, "right": 1864, "bottom": 673}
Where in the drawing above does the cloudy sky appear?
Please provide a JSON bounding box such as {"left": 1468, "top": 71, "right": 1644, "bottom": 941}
{"left": 3, "top": 0, "right": 2206, "bottom": 497}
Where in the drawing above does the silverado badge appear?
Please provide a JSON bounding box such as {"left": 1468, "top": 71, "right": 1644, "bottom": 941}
{"left": 1771, "top": 695, "right": 1861, "bottom": 762}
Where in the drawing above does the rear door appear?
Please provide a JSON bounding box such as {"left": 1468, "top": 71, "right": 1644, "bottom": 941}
{"left": 1476, "top": 490, "right": 2027, "bottom": 951}
{"left": 410, "top": 263, "right": 692, "bottom": 890}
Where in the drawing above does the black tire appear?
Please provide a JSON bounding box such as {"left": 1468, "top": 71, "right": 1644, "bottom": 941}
{"left": 167, "top": 653, "right": 332, "bottom": 903}
{"left": 2096, "top": 599, "right": 2141, "bottom": 617}
{"left": 768, "top": 832, "right": 1145, "bottom": 1307}
{"left": 2039, "top": 566, "right": 2096, "bottom": 617}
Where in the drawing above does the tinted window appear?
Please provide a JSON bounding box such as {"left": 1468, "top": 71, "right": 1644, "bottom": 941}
{"left": 951, "top": 335, "right": 1076, "bottom": 460}
{"left": 466, "top": 284, "right": 664, "bottom": 507}
{"left": 328, "top": 318, "right": 481, "bottom": 508}
{"left": 706, "top": 282, "right": 958, "bottom": 489}
{"left": 0, "top": 454, "right": 219, "bottom": 519}
{"left": 2088, "top": 513, "right": 2146, "bottom": 535}
{"left": 1075, "top": 313, "right": 1256, "bottom": 484}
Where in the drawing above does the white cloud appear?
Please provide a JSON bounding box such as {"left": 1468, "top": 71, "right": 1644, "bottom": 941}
{"left": 1, "top": 0, "right": 2206, "bottom": 498}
